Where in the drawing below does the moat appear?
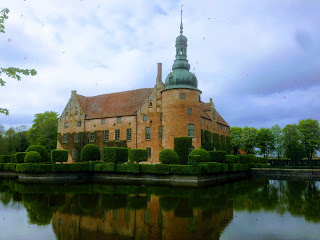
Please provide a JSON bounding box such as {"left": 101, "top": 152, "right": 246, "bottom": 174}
{"left": 0, "top": 178, "right": 320, "bottom": 240}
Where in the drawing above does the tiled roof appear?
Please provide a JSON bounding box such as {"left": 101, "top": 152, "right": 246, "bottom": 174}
{"left": 200, "top": 102, "right": 229, "bottom": 126}
{"left": 76, "top": 88, "right": 153, "bottom": 119}
{"left": 216, "top": 112, "right": 230, "bottom": 127}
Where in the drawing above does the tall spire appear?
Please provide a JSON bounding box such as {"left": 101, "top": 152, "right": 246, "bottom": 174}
{"left": 180, "top": 5, "right": 183, "bottom": 34}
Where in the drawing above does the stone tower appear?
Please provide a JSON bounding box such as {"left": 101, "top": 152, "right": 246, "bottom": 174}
{"left": 162, "top": 9, "right": 202, "bottom": 150}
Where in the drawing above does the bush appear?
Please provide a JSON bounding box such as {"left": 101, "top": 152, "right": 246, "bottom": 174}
{"left": 140, "top": 164, "right": 170, "bottom": 174}
{"left": 16, "top": 163, "right": 53, "bottom": 173}
{"left": 187, "top": 155, "right": 201, "bottom": 165}
{"left": 174, "top": 137, "right": 192, "bottom": 165}
{"left": 238, "top": 155, "right": 249, "bottom": 164}
{"left": 169, "top": 165, "right": 201, "bottom": 175}
{"left": 24, "top": 151, "right": 42, "bottom": 163}
{"left": 116, "top": 163, "right": 140, "bottom": 173}
{"left": 203, "top": 162, "right": 222, "bottom": 173}
{"left": 80, "top": 144, "right": 101, "bottom": 162}
{"left": 16, "top": 152, "right": 27, "bottom": 163}
{"left": 94, "top": 163, "right": 115, "bottom": 172}
{"left": 51, "top": 150, "right": 69, "bottom": 163}
{"left": 26, "top": 145, "right": 49, "bottom": 162}
{"left": 209, "top": 151, "right": 227, "bottom": 163}
{"left": 221, "top": 163, "right": 229, "bottom": 172}
{"left": 103, "top": 147, "right": 128, "bottom": 163}
{"left": 52, "top": 163, "right": 90, "bottom": 172}
{"left": 0, "top": 155, "right": 11, "bottom": 163}
{"left": 128, "top": 149, "right": 148, "bottom": 163}
{"left": 10, "top": 154, "right": 17, "bottom": 163}
{"left": 233, "top": 155, "right": 240, "bottom": 164}
{"left": 159, "top": 149, "right": 179, "bottom": 164}
{"left": 260, "top": 157, "right": 268, "bottom": 164}
{"left": 189, "top": 149, "right": 210, "bottom": 162}
{"left": 0, "top": 163, "right": 16, "bottom": 171}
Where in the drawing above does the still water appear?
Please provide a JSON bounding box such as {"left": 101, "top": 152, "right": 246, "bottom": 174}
{"left": 0, "top": 178, "right": 320, "bottom": 240}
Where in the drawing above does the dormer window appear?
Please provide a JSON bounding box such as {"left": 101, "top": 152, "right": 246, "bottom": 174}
{"left": 149, "top": 101, "right": 152, "bottom": 107}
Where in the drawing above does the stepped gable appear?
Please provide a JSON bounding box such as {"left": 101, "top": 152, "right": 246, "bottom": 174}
{"left": 200, "top": 101, "right": 229, "bottom": 126}
{"left": 75, "top": 88, "right": 153, "bottom": 119}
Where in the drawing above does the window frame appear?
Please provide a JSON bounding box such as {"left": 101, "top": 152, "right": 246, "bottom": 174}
{"left": 187, "top": 108, "right": 192, "bottom": 115}
{"left": 63, "top": 134, "right": 67, "bottom": 143}
{"left": 143, "top": 115, "right": 148, "bottom": 121}
{"left": 117, "top": 117, "right": 121, "bottom": 123}
{"left": 180, "top": 93, "right": 185, "bottom": 99}
{"left": 90, "top": 132, "right": 95, "bottom": 142}
{"left": 146, "top": 148, "right": 151, "bottom": 158}
{"left": 64, "top": 122, "right": 69, "bottom": 128}
{"left": 126, "top": 128, "right": 132, "bottom": 141}
{"left": 115, "top": 129, "right": 120, "bottom": 141}
{"left": 104, "top": 130, "right": 109, "bottom": 142}
{"left": 77, "top": 121, "right": 81, "bottom": 127}
{"left": 202, "top": 118, "right": 205, "bottom": 125}
{"left": 101, "top": 118, "right": 106, "bottom": 125}
{"left": 158, "top": 126, "right": 163, "bottom": 139}
{"left": 72, "top": 149, "right": 77, "bottom": 159}
{"left": 188, "top": 124, "right": 194, "bottom": 137}
{"left": 75, "top": 133, "right": 80, "bottom": 143}
{"left": 145, "top": 127, "right": 151, "bottom": 140}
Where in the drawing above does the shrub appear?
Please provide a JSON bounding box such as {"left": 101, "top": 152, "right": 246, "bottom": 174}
{"left": 203, "top": 162, "right": 222, "bottom": 173}
{"left": 226, "top": 155, "right": 234, "bottom": 163}
{"left": 246, "top": 154, "right": 257, "bottom": 163}
{"left": 24, "top": 151, "right": 42, "bottom": 163}
{"left": 198, "top": 163, "right": 209, "bottom": 174}
{"left": 187, "top": 155, "right": 201, "bottom": 165}
{"left": 128, "top": 149, "right": 148, "bottom": 163}
{"left": 159, "top": 149, "right": 179, "bottom": 164}
{"left": 15, "top": 163, "right": 53, "bottom": 173}
{"left": 116, "top": 163, "right": 140, "bottom": 173}
{"left": 80, "top": 144, "right": 101, "bottom": 162}
{"left": 26, "top": 145, "right": 49, "bottom": 162}
{"left": 189, "top": 149, "right": 210, "bottom": 162}
{"left": 10, "top": 154, "right": 17, "bottom": 163}
{"left": 140, "top": 164, "right": 170, "bottom": 174}
{"left": 0, "top": 155, "right": 11, "bottom": 163}
{"left": 174, "top": 137, "right": 192, "bottom": 165}
{"left": 238, "top": 155, "right": 249, "bottom": 164}
{"left": 233, "top": 155, "right": 240, "bottom": 164}
{"left": 169, "top": 165, "right": 201, "bottom": 175}
{"left": 209, "top": 151, "right": 226, "bottom": 163}
{"left": 260, "top": 157, "right": 268, "bottom": 164}
{"left": 0, "top": 163, "right": 16, "bottom": 171}
{"left": 51, "top": 150, "right": 69, "bottom": 163}
{"left": 16, "top": 152, "right": 27, "bottom": 163}
{"left": 103, "top": 147, "right": 128, "bottom": 163}
{"left": 52, "top": 163, "right": 90, "bottom": 172}
{"left": 221, "top": 163, "right": 229, "bottom": 172}
{"left": 94, "top": 163, "right": 115, "bottom": 172}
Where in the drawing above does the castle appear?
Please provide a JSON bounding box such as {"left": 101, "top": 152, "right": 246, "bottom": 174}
{"left": 57, "top": 13, "right": 230, "bottom": 163}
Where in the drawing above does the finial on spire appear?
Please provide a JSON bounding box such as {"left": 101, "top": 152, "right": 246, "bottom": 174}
{"left": 180, "top": 4, "right": 183, "bottom": 34}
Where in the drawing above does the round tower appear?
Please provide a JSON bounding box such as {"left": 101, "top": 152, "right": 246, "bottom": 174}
{"left": 162, "top": 10, "right": 202, "bottom": 150}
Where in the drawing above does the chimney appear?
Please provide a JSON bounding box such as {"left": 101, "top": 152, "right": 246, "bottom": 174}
{"left": 71, "top": 90, "right": 77, "bottom": 98}
{"left": 209, "top": 98, "right": 213, "bottom": 104}
{"left": 156, "top": 63, "right": 162, "bottom": 83}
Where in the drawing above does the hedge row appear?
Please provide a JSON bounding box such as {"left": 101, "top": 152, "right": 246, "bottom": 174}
{"left": 3, "top": 162, "right": 250, "bottom": 175}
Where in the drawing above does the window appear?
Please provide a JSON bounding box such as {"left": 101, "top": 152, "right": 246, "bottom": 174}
{"left": 117, "top": 117, "right": 121, "bottom": 123}
{"left": 143, "top": 115, "right": 148, "bottom": 121}
{"left": 101, "top": 119, "right": 106, "bottom": 125}
{"left": 115, "top": 129, "right": 120, "bottom": 141}
{"left": 158, "top": 126, "right": 163, "bottom": 139}
{"left": 90, "top": 132, "right": 95, "bottom": 142}
{"left": 104, "top": 130, "right": 109, "bottom": 142}
{"left": 64, "top": 122, "right": 69, "bottom": 128}
{"left": 180, "top": 93, "right": 185, "bottom": 99}
{"left": 149, "top": 101, "right": 153, "bottom": 107}
{"left": 187, "top": 108, "right": 192, "bottom": 115}
{"left": 145, "top": 127, "right": 151, "bottom": 140}
{"left": 75, "top": 133, "right": 80, "bottom": 143}
{"left": 217, "top": 123, "right": 219, "bottom": 129}
{"left": 202, "top": 118, "right": 205, "bottom": 125}
{"left": 127, "top": 128, "right": 132, "bottom": 141}
{"left": 77, "top": 121, "right": 81, "bottom": 127}
{"left": 63, "top": 134, "right": 67, "bottom": 143}
{"left": 160, "top": 113, "right": 163, "bottom": 121}
{"left": 189, "top": 146, "right": 194, "bottom": 153}
{"left": 210, "top": 121, "right": 212, "bottom": 127}
{"left": 66, "top": 111, "right": 68, "bottom": 116}
{"left": 148, "top": 148, "right": 151, "bottom": 158}
{"left": 188, "top": 124, "right": 194, "bottom": 137}
{"left": 75, "top": 110, "right": 78, "bottom": 115}
{"left": 72, "top": 149, "right": 77, "bottom": 159}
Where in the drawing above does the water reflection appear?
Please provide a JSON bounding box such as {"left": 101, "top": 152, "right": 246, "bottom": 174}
{"left": 0, "top": 178, "right": 320, "bottom": 239}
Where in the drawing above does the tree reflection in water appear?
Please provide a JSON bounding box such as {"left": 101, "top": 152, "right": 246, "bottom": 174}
{"left": 0, "top": 178, "right": 320, "bottom": 239}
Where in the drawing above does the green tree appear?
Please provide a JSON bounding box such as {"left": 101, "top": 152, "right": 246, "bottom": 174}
{"left": 241, "top": 127, "right": 257, "bottom": 154}
{"left": 4, "top": 127, "right": 16, "bottom": 154}
{"left": 28, "top": 111, "right": 58, "bottom": 152}
{"left": 230, "top": 127, "right": 242, "bottom": 154}
{"left": 15, "top": 125, "right": 30, "bottom": 152}
{"left": 271, "top": 124, "right": 284, "bottom": 159}
{"left": 283, "top": 124, "right": 304, "bottom": 165}
{"left": 0, "top": 8, "right": 37, "bottom": 115}
{"left": 256, "top": 128, "right": 275, "bottom": 157}
{"left": 298, "top": 119, "right": 320, "bottom": 162}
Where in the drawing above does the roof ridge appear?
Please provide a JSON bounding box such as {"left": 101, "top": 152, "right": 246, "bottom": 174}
{"left": 76, "top": 88, "right": 153, "bottom": 98}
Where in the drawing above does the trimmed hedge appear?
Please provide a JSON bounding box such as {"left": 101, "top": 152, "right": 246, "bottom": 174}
{"left": 174, "top": 137, "right": 192, "bottom": 165}
{"left": 140, "top": 164, "right": 170, "bottom": 174}
{"left": 10, "top": 154, "right": 17, "bottom": 163}
{"left": 80, "top": 144, "right": 101, "bottom": 162}
{"left": 170, "top": 165, "right": 201, "bottom": 175}
{"left": 94, "top": 163, "right": 115, "bottom": 172}
{"left": 187, "top": 155, "right": 201, "bottom": 165}
{"left": 0, "top": 155, "right": 11, "bottom": 163}
{"left": 24, "top": 151, "right": 42, "bottom": 163}
{"left": 116, "top": 163, "right": 140, "bottom": 173}
{"left": 209, "top": 151, "right": 227, "bottom": 163}
{"left": 189, "top": 149, "right": 210, "bottom": 162}
{"left": 0, "top": 163, "right": 16, "bottom": 171}
{"left": 16, "top": 152, "right": 27, "bottom": 163}
{"left": 52, "top": 163, "right": 90, "bottom": 172}
{"left": 103, "top": 147, "right": 128, "bottom": 163}
{"left": 128, "top": 149, "right": 148, "bottom": 163}
{"left": 159, "top": 149, "right": 179, "bottom": 164}
{"left": 26, "top": 145, "right": 49, "bottom": 162}
{"left": 203, "top": 162, "right": 222, "bottom": 173}
{"left": 51, "top": 150, "right": 69, "bottom": 163}
{"left": 16, "top": 163, "right": 52, "bottom": 173}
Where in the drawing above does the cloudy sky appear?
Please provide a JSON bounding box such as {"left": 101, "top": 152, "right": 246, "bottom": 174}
{"left": 0, "top": 0, "right": 319, "bottom": 130}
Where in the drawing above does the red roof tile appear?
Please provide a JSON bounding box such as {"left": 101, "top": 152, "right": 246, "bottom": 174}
{"left": 200, "top": 102, "right": 229, "bottom": 126}
{"left": 76, "top": 88, "right": 153, "bottom": 119}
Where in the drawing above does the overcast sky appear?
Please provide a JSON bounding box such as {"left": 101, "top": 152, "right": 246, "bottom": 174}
{"left": 0, "top": 0, "right": 319, "bottom": 130}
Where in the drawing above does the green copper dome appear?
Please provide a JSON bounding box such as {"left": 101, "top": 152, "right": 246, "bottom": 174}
{"left": 164, "top": 11, "right": 199, "bottom": 91}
